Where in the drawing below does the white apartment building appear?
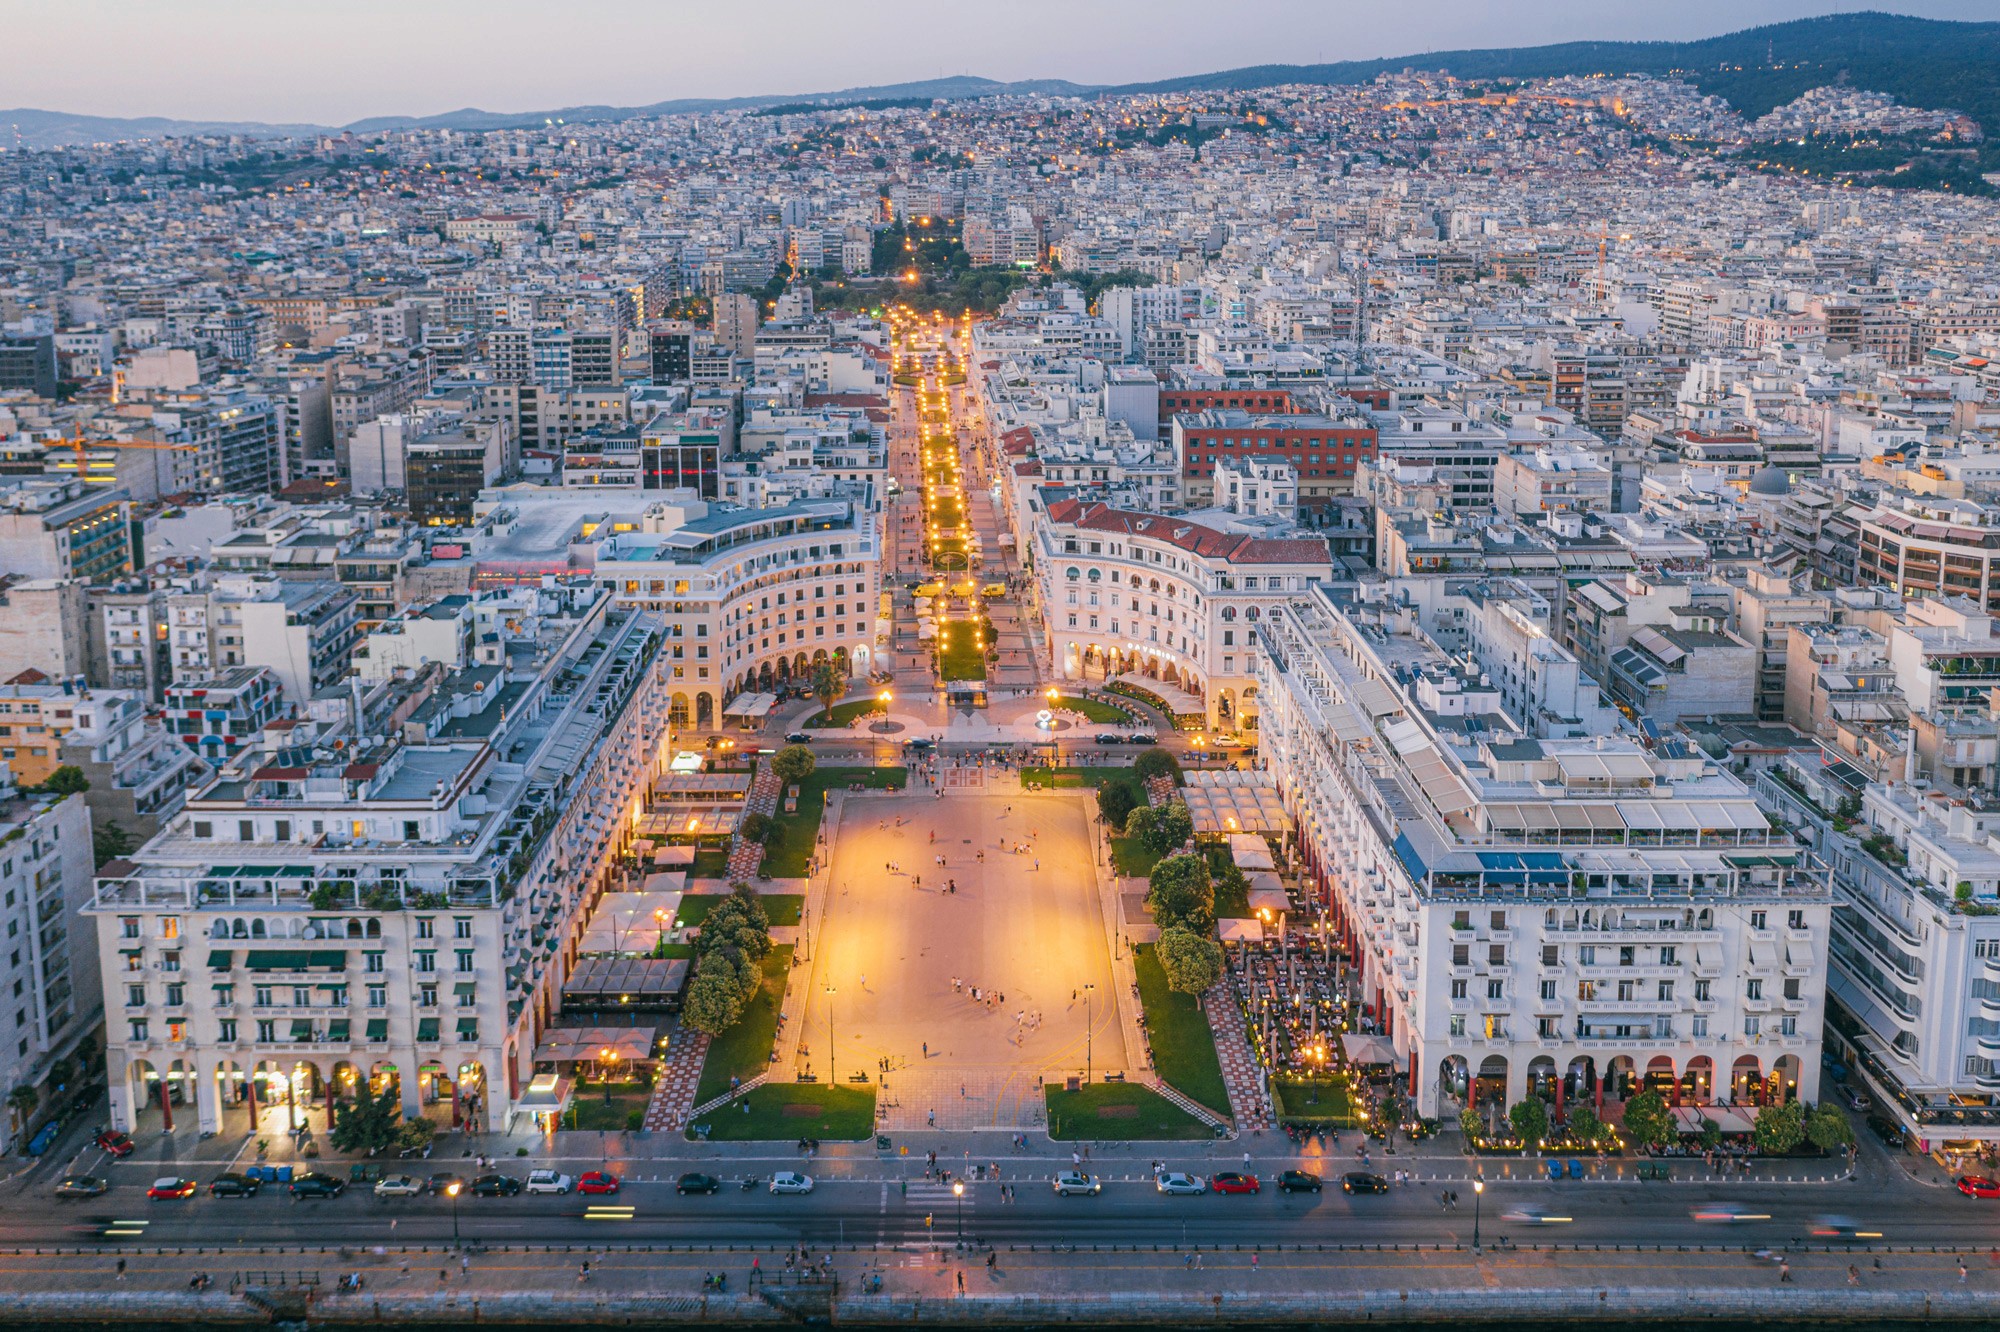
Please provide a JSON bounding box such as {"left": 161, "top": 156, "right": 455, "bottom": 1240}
{"left": 86, "top": 583, "right": 670, "bottom": 1136}
{"left": 590, "top": 495, "right": 880, "bottom": 727}
{"left": 1035, "top": 497, "right": 1333, "bottom": 731}
{"left": 1257, "top": 589, "right": 1830, "bottom": 1120}
{"left": 0, "top": 781, "right": 98, "bottom": 1149}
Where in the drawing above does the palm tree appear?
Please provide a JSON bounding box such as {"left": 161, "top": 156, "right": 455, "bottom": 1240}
{"left": 810, "top": 659, "right": 847, "bottom": 724}
{"left": 7, "top": 1084, "right": 38, "bottom": 1135}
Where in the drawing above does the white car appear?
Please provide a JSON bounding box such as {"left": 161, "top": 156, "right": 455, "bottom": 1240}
{"left": 1053, "top": 1170, "right": 1101, "bottom": 1197}
{"left": 524, "top": 1169, "right": 573, "bottom": 1195}
{"left": 1156, "top": 1172, "right": 1206, "bottom": 1195}
{"left": 373, "top": 1174, "right": 423, "bottom": 1198}
{"left": 769, "top": 1172, "right": 815, "bottom": 1195}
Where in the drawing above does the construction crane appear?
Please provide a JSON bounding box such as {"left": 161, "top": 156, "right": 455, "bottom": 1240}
{"left": 49, "top": 433, "right": 196, "bottom": 484}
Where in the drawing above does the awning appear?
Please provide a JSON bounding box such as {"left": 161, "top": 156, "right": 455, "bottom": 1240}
{"left": 310, "top": 950, "right": 347, "bottom": 969}
{"left": 1227, "top": 833, "right": 1275, "bottom": 870}
{"left": 326, "top": 1019, "right": 350, "bottom": 1041}
{"left": 289, "top": 1020, "right": 313, "bottom": 1041}
{"left": 208, "top": 950, "right": 233, "bottom": 971}
{"left": 1217, "top": 917, "right": 1265, "bottom": 943}
{"left": 366, "top": 1019, "right": 389, "bottom": 1042}
{"left": 417, "top": 1017, "right": 440, "bottom": 1042}
{"left": 246, "top": 950, "right": 311, "bottom": 971}
{"left": 1351, "top": 677, "right": 1402, "bottom": 719}
{"left": 723, "top": 691, "right": 777, "bottom": 719}
{"left": 533, "top": 1026, "right": 659, "bottom": 1064}
{"left": 454, "top": 982, "right": 477, "bottom": 997}
{"left": 1673, "top": 1105, "right": 1755, "bottom": 1135}
{"left": 1341, "top": 1032, "right": 1398, "bottom": 1065}
{"left": 456, "top": 1018, "right": 480, "bottom": 1041}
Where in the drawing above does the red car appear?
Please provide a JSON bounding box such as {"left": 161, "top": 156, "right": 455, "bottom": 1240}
{"left": 1209, "top": 1172, "right": 1261, "bottom": 1195}
{"left": 1958, "top": 1175, "right": 2000, "bottom": 1199}
{"left": 146, "top": 1176, "right": 198, "bottom": 1200}
{"left": 577, "top": 1171, "right": 621, "bottom": 1196}
{"left": 95, "top": 1129, "right": 135, "bottom": 1158}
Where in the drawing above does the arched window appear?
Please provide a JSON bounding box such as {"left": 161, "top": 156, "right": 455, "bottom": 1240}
{"left": 1221, "top": 607, "right": 1237, "bottom": 621}
{"left": 1086, "top": 568, "right": 1101, "bottom": 583}
{"left": 250, "top": 920, "right": 267, "bottom": 939}
{"left": 1064, "top": 567, "right": 1080, "bottom": 582}
{"left": 1246, "top": 607, "right": 1261, "bottom": 621}
{"left": 210, "top": 920, "right": 230, "bottom": 939}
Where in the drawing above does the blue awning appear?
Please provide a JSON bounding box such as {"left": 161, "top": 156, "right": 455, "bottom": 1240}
{"left": 1475, "top": 851, "right": 1570, "bottom": 885}
{"left": 1392, "top": 833, "right": 1427, "bottom": 883}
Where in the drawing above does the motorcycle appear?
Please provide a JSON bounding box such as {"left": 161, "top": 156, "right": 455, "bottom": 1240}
{"left": 740, "top": 1175, "right": 761, "bottom": 1191}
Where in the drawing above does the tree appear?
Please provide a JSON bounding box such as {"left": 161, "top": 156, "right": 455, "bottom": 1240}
{"left": 1146, "top": 852, "right": 1215, "bottom": 934}
{"left": 810, "top": 659, "right": 848, "bottom": 721}
{"left": 1806, "top": 1102, "right": 1855, "bottom": 1152}
{"left": 1155, "top": 926, "right": 1224, "bottom": 994}
{"left": 1508, "top": 1097, "right": 1550, "bottom": 1148}
{"left": 395, "top": 1116, "right": 434, "bottom": 1154}
{"left": 1753, "top": 1099, "right": 1807, "bottom": 1156}
{"left": 738, "top": 812, "right": 776, "bottom": 845}
{"left": 1095, "top": 779, "right": 1140, "bottom": 829}
{"left": 93, "top": 819, "right": 135, "bottom": 869}
{"left": 1622, "top": 1089, "right": 1674, "bottom": 1149}
{"left": 681, "top": 966, "right": 746, "bottom": 1036}
{"left": 771, "top": 745, "right": 816, "bottom": 785}
{"left": 1122, "top": 805, "right": 1157, "bottom": 847}
{"left": 1697, "top": 1117, "right": 1723, "bottom": 1151}
{"left": 330, "top": 1085, "right": 403, "bottom": 1155}
{"left": 1131, "top": 748, "right": 1184, "bottom": 788}
{"left": 1144, "top": 800, "right": 1194, "bottom": 855}
{"left": 36, "top": 765, "right": 89, "bottom": 796}
{"left": 1566, "top": 1104, "right": 1604, "bottom": 1146}
{"left": 7, "top": 1084, "right": 37, "bottom": 1126}
{"left": 1459, "top": 1104, "right": 1485, "bottom": 1142}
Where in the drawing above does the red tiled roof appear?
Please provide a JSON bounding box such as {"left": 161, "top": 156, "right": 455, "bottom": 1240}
{"left": 1043, "top": 498, "right": 1332, "bottom": 565}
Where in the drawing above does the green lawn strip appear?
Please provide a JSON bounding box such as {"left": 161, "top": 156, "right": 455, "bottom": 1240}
{"left": 762, "top": 766, "right": 906, "bottom": 877}
{"left": 1051, "top": 695, "right": 1133, "bottom": 724}
{"left": 1271, "top": 1078, "right": 1356, "bottom": 1127}
{"left": 1020, "top": 766, "right": 1127, "bottom": 790}
{"left": 1131, "top": 944, "right": 1231, "bottom": 1116}
{"left": 694, "top": 1084, "right": 876, "bottom": 1141}
{"left": 938, "top": 638, "right": 987, "bottom": 681}
{"left": 566, "top": 1084, "right": 653, "bottom": 1132}
{"left": 692, "top": 946, "right": 795, "bottom": 1105}
{"left": 805, "top": 699, "right": 886, "bottom": 728}
{"left": 1043, "top": 1083, "right": 1212, "bottom": 1141}
{"left": 1110, "top": 836, "right": 1162, "bottom": 879}
{"left": 690, "top": 848, "right": 731, "bottom": 879}
{"left": 675, "top": 895, "right": 803, "bottom": 929}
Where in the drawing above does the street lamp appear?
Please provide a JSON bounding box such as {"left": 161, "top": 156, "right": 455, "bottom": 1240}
{"left": 826, "top": 984, "right": 837, "bottom": 1084}
{"left": 1472, "top": 1176, "right": 1484, "bottom": 1250}
{"left": 600, "top": 1047, "right": 618, "bottom": 1105}
{"left": 1083, "top": 983, "right": 1096, "bottom": 1086}
{"left": 447, "top": 1179, "right": 462, "bottom": 1249}
{"left": 953, "top": 1179, "right": 965, "bottom": 1244}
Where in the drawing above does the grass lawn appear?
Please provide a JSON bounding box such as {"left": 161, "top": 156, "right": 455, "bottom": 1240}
{"left": 805, "top": 699, "right": 885, "bottom": 729}
{"left": 937, "top": 635, "right": 987, "bottom": 682}
{"left": 675, "top": 894, "right": 803, "bottom": 929}
{"left": 1132, "top": 943, "right": 1231, "bottom": 1116}
{"left": 690, "top": 848, "right": 731, "bottom": 879}
{"left": 1021, "top": 766, "right": 1130, "bottom": 790}
{"left": 1111, "top": 835, "right": 1163, "bottom": 879}
{"left": 1271, "top": 1078, "right": 1357, "bottom": 1127}
{"left": 692, "top": 946, "right": 794, "bottom": 1105}
{"left": 1044, "top": 1083, "right": 1213, "bottom": 1140}
{"left": 693, "top": 1084, "right": 876, "bottom": 1141}
{"left": 763, "top": 766, "right": 906, "bottom": 878}
{"left": 1052, "top": 695, "right": 1133, "bottom": 724}
{"left": 566, "top": 1083, "right": 652, "bottom": 1132}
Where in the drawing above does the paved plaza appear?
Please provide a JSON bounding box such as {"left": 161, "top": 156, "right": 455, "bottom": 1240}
{"left": 798, "top": 790, "right": 1128, "bottom": 1130}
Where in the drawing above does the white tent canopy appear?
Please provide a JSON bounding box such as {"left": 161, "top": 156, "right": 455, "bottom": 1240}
{"left": 1227, "top": 833, "right": 1275, "bottom": 870}
{"left": 723, "top": 691, "right": 777, "bottom": 719}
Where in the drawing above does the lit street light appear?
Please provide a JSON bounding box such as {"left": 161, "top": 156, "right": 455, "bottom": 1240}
{"left": 826, "top": 983, "right": 838, "bottom": 1084}
{"left": 953, "top": 1179, "right": 965, "bottom": 1244}
{"left": 447, "top": 1179, "right": 462, "bottom": 1248}
{"left": 1472, "top": 1176, "right": 1484, "bottom": 1250}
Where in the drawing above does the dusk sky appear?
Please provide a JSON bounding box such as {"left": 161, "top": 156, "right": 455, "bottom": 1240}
{"left": 5, "top": 0, "right": 1994, "bottom": 125}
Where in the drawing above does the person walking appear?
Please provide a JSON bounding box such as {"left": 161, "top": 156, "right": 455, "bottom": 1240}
{"left": 1779, "top": 1261, "right": 1793, "bottom": 1284}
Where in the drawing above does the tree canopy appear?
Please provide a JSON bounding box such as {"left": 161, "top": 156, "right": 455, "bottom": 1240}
{"left": 1147, "top": 851, "right": 1215, "bottom": 934}
{"left": 1155, "top": 925, "right": 1224, "bottom": 994}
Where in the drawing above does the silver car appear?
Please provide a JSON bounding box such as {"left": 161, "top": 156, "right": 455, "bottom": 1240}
{"left": 1156, "top": 1172, "right": 1206, "bottom": 1196}
{"left": 1053, "top": 1170, "right": 1101, "bottom": 1196}
{"left": 373, "top": 1174, "right": 423, "bottom": 1198}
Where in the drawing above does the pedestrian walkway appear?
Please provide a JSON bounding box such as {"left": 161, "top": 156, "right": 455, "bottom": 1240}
{"left": 1202, "top": 986, "right": 1274, "bottom": 1132}
{"left": 727, "top": 764, "right": 782, "bottom": 880}
{"left": 881, "top": 1068, "right": 1044, "bottom": 1131}
{"left": 641, "top": 1030, "right": 711, "bottom": 1132}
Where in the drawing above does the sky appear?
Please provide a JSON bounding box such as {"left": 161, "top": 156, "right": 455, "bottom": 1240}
{"left": 4, "top": 0, "right": 1995, "bottom": 125}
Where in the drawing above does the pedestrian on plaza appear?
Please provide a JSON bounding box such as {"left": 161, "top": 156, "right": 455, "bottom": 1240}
{"left": 116, "top": 1259, "right": 126, "bottom": 1281}
{"left": 1847, "top": 1265, "right": 1860, "bottom": 1286}
{"left": 1779, "top": 1261, "right": 1792, "bottom": 1284}
{"left": 1962, "top": 1260, "right": 1971, "bottom": 1284}
{"left": 928, "top": 1109, "right": 936, "bottom": 1126}
{"left": 923, "top": 1041, "right": 929, "bottom": 1058}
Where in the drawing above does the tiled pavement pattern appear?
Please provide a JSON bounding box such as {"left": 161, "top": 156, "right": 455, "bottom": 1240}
{"left": 727, "top": 763, "right": 782, "bottom": 880}
{"left": 880, "top": 1067, "right": 1045, "bottom": 1131}
{"left": 641, "top": 1029, "right": 712, "bottom": 1131}
{"left": 1202, "top": 984, "right": 1274, "bottom": 1132}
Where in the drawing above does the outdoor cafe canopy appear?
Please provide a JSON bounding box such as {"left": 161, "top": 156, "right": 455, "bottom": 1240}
{"left": 1182, "top": 781, "right": 1293, "bottom": 836}
{"left": 532, "top": 1026, "right": 658, "bottom": 1066}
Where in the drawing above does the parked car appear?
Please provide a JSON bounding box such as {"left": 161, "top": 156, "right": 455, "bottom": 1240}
{"left": 784, "top": 732, "right": 813, "bottom": 744}
{"left": 207, "top": 1173, "right": 260, "bottom": 1198}
{"left": 471, "top": 1174, "right": 522, "bottom": 1197}
{"left": 1210, "top": 1172, "right": 1261, "bottom": 1195}
{"left": 1341, "top": 1173, "right": 1389, "bottom": 1195}
{"left": 94, "top": 1129, "right": 135, "bottom": 1158}
{"left": 525, "top": 1169, "right": 573, "bottom": 1195}
{"left": 289, "top": 1172, "right": 346, "bottom": 1200}
{"left": 373, "top": 1175, "right": 423, "bottom": 1198}
{"left": 425, "top": 1173, "right": 465, "bottom": 1196}
{"left": 1868, "top": 1115, "right": 1907, "bottom": 1147}
{"left": 146, "top": 1177, "right": 197, "bottom": 1200}
{"left": 1156, "top": 1172, "right": 1206, "bottom": 1196}
{"left": 54, "top": 1175, "right": 108, "bottom": 1199}
{"left": 1276, "top": 1170, "right": 1323, "bottom": 1194}
{"left": 1126, "top": 732, "right": 1158, "bottom": 745}
{"left": 1958, "top": 1175, "right": 2000, "bottom": 1199}
{"left": 578, "top": 1171, "right": 621, "bottom": 1195}
{"left": 676, "top": 1172, "right": 721, "bottom": 1195}
{"left": 768, "top": 1172, "right": 815, "bottom": 1195}
{"left": 1053, "top": 1170, "right": 1101, "bottom": 1196}
{"left": 903, "top": 737, "right": 935, "bottom": 751}
{"left": 1094, "top": 734, "right": 1124, "bottom": 745}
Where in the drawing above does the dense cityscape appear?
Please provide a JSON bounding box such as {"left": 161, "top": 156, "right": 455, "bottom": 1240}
{"left": 3, "top": 7, "right": 2000, "bottom": 1323}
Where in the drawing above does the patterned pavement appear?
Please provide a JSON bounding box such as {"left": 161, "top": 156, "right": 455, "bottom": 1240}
{"left": 1202, "top": 985, "right": 1273, "bottom": 1131}
{"left": 727, "top": 764, "right": 782, "bottom": 880}
{"left": 640, "top": 1028, "right": 711, "bottom": 1131}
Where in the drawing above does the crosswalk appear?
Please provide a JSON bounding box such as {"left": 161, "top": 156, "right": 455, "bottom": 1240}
{"left": 879, "top": 1179, "right": 981, "bottom": 1246}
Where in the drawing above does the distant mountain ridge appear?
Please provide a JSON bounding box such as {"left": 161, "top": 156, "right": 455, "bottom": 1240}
{"left": 4, "top": 12, "right": 1994, "bottom": 149}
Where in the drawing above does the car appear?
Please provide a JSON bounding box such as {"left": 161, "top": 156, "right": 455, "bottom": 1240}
{"left": 784, "top": 732, "right": 813, "bottom": 744}
{"left": 903, "top": 737, "right": 935, "bottom": 751}
{"left": 54, "top": 1175, "right": 108, "bottom": 1199}
{"left": 94, "top": 1129, "right": 135, "bottom": 1158}
{"left": 1052, "top": 1170, "right": 1101, "bottom": 1196}
{"left": 374, "top": 1174, "right": 423, "bottom": 1198}
{"left": 471, "top": 1174, "right": 522, "bottom": 1197}
{"left": 1868, "top": 1115, "right": 1906, "bottom": 1147}
{"left": 1959, "top": 1176, "right": 2000, "bottom": 1199}
{"left": 1690, "top": 1202, "right": 1772, "bottom": 1223}
{"left": 1341, "top": 1172, "right": 1389, "bottom": 1195}
{"left": 207, "top": 1173, "right": 260, "bottom": 1198}
{"left": 288, "top": 1172, "right": 346, "bottom": 1200}
{"left": 1210, "top": 1172, "right": 1261, "bottom": 1195}
{"left": 1156, "top": 1172, "right": 1206, "bottom": 1195}
{"left": 426, "top": 1172, "right": 465, "bottom": 1196}
{"left": 1094, "top": 733, "right": 1124, "bottom": 745}
{"left": 146, "top": 1177, "right": 197, "bottom": 1200}
{"left": 1277, "top": 1170, "right": 1323, "bottom": 1194}
{"left": 1810, "top": 1215, "right": 1884, "bottom": 1240}
{"left": 768, "top": 1172, "right": 815, "bottom": 1195}
{"left": 1502, "top": 1208, "right": 1573, "bottom": 1225}
{"left": 578, "top": 1171, "right": 621, "bottom": 1195}
{"left": 676, "top": 1172, "right": 721, "bottom": 1195}
{"left": 525, "top": 1169, "right": 573, "bottom": 1195}
{"left": 1126, "top": 732, "right": 1157, "bottom": 745}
